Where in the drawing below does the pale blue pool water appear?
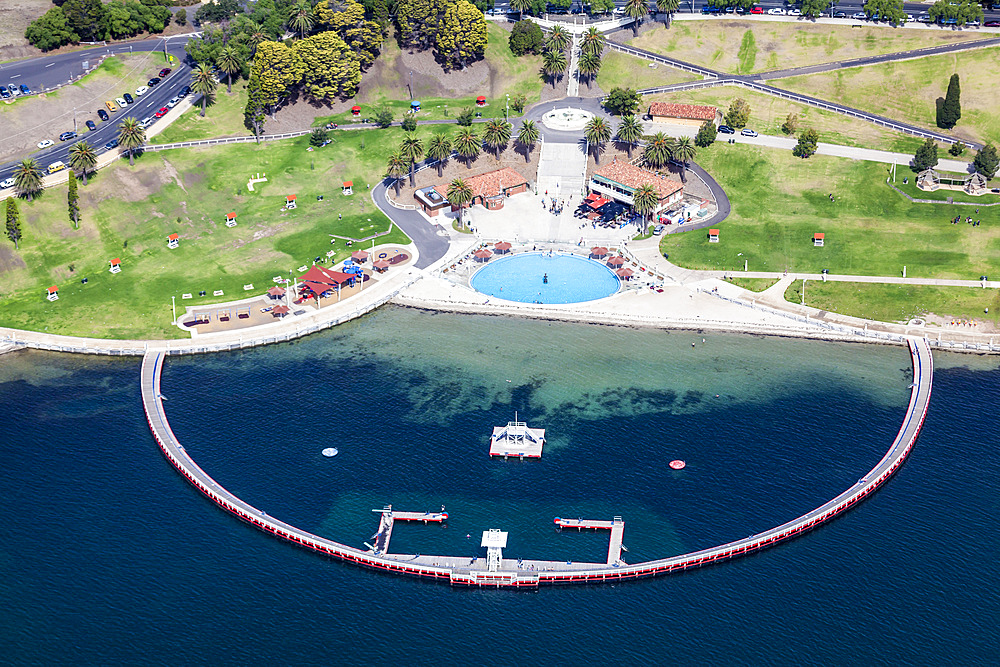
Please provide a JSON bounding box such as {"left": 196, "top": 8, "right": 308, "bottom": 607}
{"left": 470, "top": 252, "right": 621, "bottom": 304}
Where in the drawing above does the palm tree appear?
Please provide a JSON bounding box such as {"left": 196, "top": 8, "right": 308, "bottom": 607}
{"left": 243, "top": 20, "right": 266, "bottom": 57}
{"left": 624, "top": 0, "right": 649, "bottom": 37}
{"left": 288, "top": 0, "right": 313, "bottom": 39}
{"left": 542, "top": 49, "right": 568, "bottom": 89}
{"left": 516, "top": 120, "right": 540, "bottom": 163}
{"left": 642, "top": 131, "right": 672, "bottom": 170}
{"left": 191, "top": 64, "right": 218, "bottom": 118}
{"left": 13, "top": 158, "right": 43, "bottom": 201}
{"left": 631, "top": 183, "right": 659, "bottom": 235}
{"left": 446, "top": 178, "right": 474, "bottom": 229}
{"left": 580, "top": 27, "right": 606, "bottom": 57}
{"left": 546, "top": 25, "right": 570, "bottom": 52}
{"left": 117, "top": 117, "right": 145, "bottom": 167}
{"left": 68, "top": 141, "right": 98, "bottom": 185}
{"left": 426, "top": 134, "right": 453, "bottom": 178}
{"left": 577, "top": 52, "right": 602, "bottom": 89}
{"left": 454, "top": 127, "right": 481, "bottom": 169}
{"left": 671, "top": 136, "right": 696, "bottom": 182}
{"left": 482, "top": 118, "right": 512, "bottom": 162}
{"left": 584, "top": 117, "right": 612, "bottom": 164}
{"left": 400, "top": 136, "right": 424, "bottom": 187}
{"left": 385, "top": 152, "right": 407, "bottom": 196}
{"left": 615, "top": 115, "right": 643, "bottom": 157}
{"left": 656, "top": 0, "right": 680, "bottom": 27}
{"left": 510, "top": 0, "right": 531, "bottom": 19}
{"left": 218, "top": 45, "right": 243, "bottom": 95}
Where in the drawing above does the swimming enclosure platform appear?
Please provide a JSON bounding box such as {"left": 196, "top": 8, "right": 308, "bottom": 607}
{"left": 555, "top": 517, "right": 626, "bottom": 565}
{"left": 141, "top": 338, "right": 932, "bottom": 588}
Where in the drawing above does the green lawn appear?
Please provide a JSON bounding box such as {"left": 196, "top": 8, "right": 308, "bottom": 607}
{"left": 724, "top": 276, "right": 778, "bottom": 292}
{"left": 149, "top": 84, "right": 250, "bottom": 144}
{"left": 776, "top": 47, "right": 1000, "bottom": 148}
{"left": 660, "top": 145, "right": 1000, "bottom": 280}
{"left": 784, "top": 280, "right": 1000, "bottom": 325}
{"left": 595, "top": 50, "right": 697, "bottom": 92}
{"left": 0, "top": 127, "right": 423, "bottom": 339}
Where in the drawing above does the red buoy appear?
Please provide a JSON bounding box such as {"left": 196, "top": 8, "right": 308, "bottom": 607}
{"left": 669, "top": 460, "right": 686, "bottom": 470}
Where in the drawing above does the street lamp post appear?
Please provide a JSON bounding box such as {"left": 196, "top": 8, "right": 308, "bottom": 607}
{"left": 505, "top": 93, "right": 510, "bottom": 121}
{"left": 171, "top": 295, "right": 176, "bottom": 325}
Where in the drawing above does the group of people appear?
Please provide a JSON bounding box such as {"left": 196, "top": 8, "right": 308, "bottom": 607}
{"left": 952, "top": 215, "right": 982, "bottom": 227}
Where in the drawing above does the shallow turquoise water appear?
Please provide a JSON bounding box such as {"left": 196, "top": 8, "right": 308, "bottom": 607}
{"left": 471, "top": 252, "right": 621, "bottom": 303}
{"left": 1, "top": 307, "right": 998, "bottom": 664}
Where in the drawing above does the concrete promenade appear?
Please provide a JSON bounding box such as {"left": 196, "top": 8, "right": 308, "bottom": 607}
{"left": 139, "top": 338, "right": 932, "bottom": 588}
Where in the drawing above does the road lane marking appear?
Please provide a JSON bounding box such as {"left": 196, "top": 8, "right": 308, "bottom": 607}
{"left": 45, "top": 63, "right": 55, "bottom": 68}
{"left": 10, "top": 74, "right": 20, "bottom": 78}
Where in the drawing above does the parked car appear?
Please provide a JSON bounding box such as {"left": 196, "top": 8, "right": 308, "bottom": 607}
{"left": 750, "top": 6, "right": 764, "bottom": 14}
{"left": 135, "top": 85, "right": 149, "bottom": 96}
{"left": 653, "top": 224, "right": 666, "bottom": 235}
{"left": 47, "top": 160, "right": 66, "bottom": 174}
{"left": 123, "top": 92, "right": 134, "bottom": 104}
{"left": 178, "top": 85, "right": 191, "bottom": 98}
{"left": 834, "top": 11, "right": 847, "bottom": 17}
{"left": 139, "top": 116, "right": 154, "bottom": 128}
{"left": 718, "top": 125, "right": 735, "bottom": 134}
{"left": 787, "top": 8, "right": 801, "bottom": 15}
{"left": 766, "top": 8, "right": 785, "bottom": 15}
{"left": 0, "top": 87, "right": 9, "bottom": 99}
{"left": 147, "top": 77, "right": 160, "bottom": 87}
{"left": 115, "top": 96, "right": 127, "bottom": 108}
{"left": 97, "top": 108, "right": 109, "bottom": 121}
{"left": 105, "top": 138, "right": 119, "bottom": 150}
{"left": 158, "top": 68, "right": 171, "bottom": 78}
{"left": 167, "top": 96, "right": 180, "bottom": 108}
{"left": 985, "top": 21, "right": 1000, "bottom": 27}
{"left": 37, "top": 139, "right": 54, "bottom": 149}
{"left": 59, "top": 131, "right": 77, "bottom": 141}
{"left": 85, "top": 120, "right": 97, "bottom": 131}
{"left": 967, "top": 19, "right": 980, "bottom": 26}
{"left": 8, "top": 84, "right": 19, "bottom": 96}
{"left": 916, "top": 14, "right": 932, "bottom": 22}
{"left": 852, "top": 12, "right": 867, "bottom": 19}
{"left": 105, "top": 100, "right": 118, "bottom": 112}
{"left": 0, "top": 177, "right": 14, "bottom": 189}
{"left": 19, "top": 84, "right": 31, "bottom": 95}
{"left": 154, "top": 106, "right": 169, "bottom": 118}
{"left": 740, "top": 128, "right": 758, "bottom": 137}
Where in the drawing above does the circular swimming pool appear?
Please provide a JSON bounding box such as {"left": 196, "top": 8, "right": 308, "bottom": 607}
{"left": 470, "top": 252, "right": 621, "bottom": 304}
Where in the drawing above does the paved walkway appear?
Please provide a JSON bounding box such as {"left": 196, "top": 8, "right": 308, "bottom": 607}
{"left": 566, "top": 34, "right": 581, "bottom": 98}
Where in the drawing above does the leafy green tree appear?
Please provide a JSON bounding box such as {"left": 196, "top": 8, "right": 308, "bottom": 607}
{"left": 6, "top": 198, "right": 22, "bottom": 250}
{"left": 937, "top": 74, "right": 961, "bottom": 130}
{"left": 25, "top": 7, "right": 79, "bottom": 51}
{"left": 510, "top": 94, "right": 527, "bottom": 115}
{"left": 483, "top": 118, "right": 512, "bottom": 162}
{"left": 542, "top": 49, "right": 567, "bottom": 88}
{"left": 374, "top": 105, "right": 394, "bottom": 128}
{"left": 588, "top": 0, "right": 615, "bottom": 15}
{"left": 427, "top": 134, "right": 453, "bottom": 177}
{"left": 454, "top": 127, "right": 481, "bottom": 169}
{"left": 310, "top": 127, "right": 329, "bottom": 147}
{"left": 14, "top": 159, "right": 44, "bottom": 201}
{"left": 973, "top": 143, "right": 999, "bottom": 178}
{"left": 584, "top": 116, "right": 612, "bottom": 164}
{"left": 631, "top": 183, "right": 659, "bottom": 235}
{"left": 655, "top": 0, "right": 680, "bottom": 26}
{"left": 694, "top": 119, "right": 717, "bottom": 148}
{"left": 671, "top": 136, "right": 696, "bottom": 181}
{"left": 68, "top": 141, "right": 98, "bottom": 186}
{"left": 400, "top": 135, "right": 424, "bottom": 186}
{"left": 67, "top": 171, "right": 80, "bottom": 229}
{"left": 578, "top": 52, "right": 602, "bottom": 89}
{"left": 191, "top": 64, "right": 218, "bottom": 117}
{"left": 185, "top": 26, "right": 225, "bottom": 65}
{"left": 912, "top": 137, "right": 939, "bottom": 172}
{"left": 724, "top": 98, "right": 751, "bottom": 129}
{"left": 604, "top": 87, "right": 641, "bottom": 116}
{"left": 402, "top": 115, "right": 418, "bottom": 132}
{"left": 218, "top": 45, "right": 243, "bottom": 95}
{"left": 864, "top": 0, "right": 906, "bottom": 26}
{"left": 509, "top": 20, "right": 544, "bottom": 56}
{"left": 642, "top": 132, "right": 672, "bottom": 170}
{"left": 315, "top": 0, "right": 383, "bottom": 69}
{"left": 117, "top": 117, "right": 146, "bottom": 167}
{"left": 294, "top": 32, "right": 361, "bottom": 101}
{"left": 792, "top": 128, "right": 819, "bottom": 158}
{"left": 929, "top": 0, "right": 983, "bottom": 26}
{"left": 396, "top": 0, "right": 447, "bottom": 50}
{"left": 244, "top": 74, "right": 267, "bottom": 140}
{"left": 242, "top": 20, "right": 268, "bottom": 58}
{"left": 516, "top": 120, "right": 540, "bottom": 163}
{"left": 624, "top": 0, "right": 648, "bottom": 36}
{"left": 250, "top": 41, "right": 304, "bottom": 111}
{"left": 615, "top": 115, "right": 643, "bottom": 157}
{"left": 194, "top": 0, "right": 240, "bottom": 24}
{"left": 62, "top": 0, "right": 105, "bottom": 42}
{"left": 456, "top": 107, "right": 475, "bottom": 126}
{"left": 510, "top": 0, "right": 533, "bottom": 17}
{"left": 446, "top": 178, "right": 474, "bottom": 229}
{"left": 174, "top": 9, "right": 187, "bottom": 27}
{"left": 948, "top": 141, "right": 966, "bottom": 157}
{"left": 580, "top": 27, "right": 605, "bottom": 57}
{"left": 436, "top": 0, "right": 488, "bottom": 69}
{"left": 800, "top": 0, "right": 829, "bottom": 19}
{"left": 546, "top": 25, "right": 570, "bottom": 52}
{"left": 781, "top": 113, "right": 799, "bottom": 135}
{"left": 385, "top": 151, "right": 407, "bottom": 196}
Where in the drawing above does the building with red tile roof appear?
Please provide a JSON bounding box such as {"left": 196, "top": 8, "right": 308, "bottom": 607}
{"left": 648, "top": 103, "right": 719, "bottom": 127}
{"left": 416, "top": 167, "right": 529, "bottom": 216}
{"left": 589, "top": 157, "right": 684, "bottom": 213}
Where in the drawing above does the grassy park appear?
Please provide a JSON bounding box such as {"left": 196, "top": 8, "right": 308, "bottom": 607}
{"left": 595, "top": 51, "right": 697, "bottom": 92}
{"left": 630, "top": 21, "right": 984, "bottom": 75}
{"left": 660, "top": 145, "right": 1000, "bottom": 281}
{"left": 777, "top": 47, "right": 1000, "bottom": 147}
{"left": 149, "top": 85, "right": 250, "bottom": 144}
{"left": 0, "top": 127, "right": 420, "bottom": 339}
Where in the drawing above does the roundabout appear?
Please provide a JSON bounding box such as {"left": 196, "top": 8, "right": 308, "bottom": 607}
{"left": 540, "top": 107, "right": 595, "bottom": 132}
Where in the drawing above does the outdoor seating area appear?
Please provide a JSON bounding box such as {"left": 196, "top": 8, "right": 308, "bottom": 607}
{"left": 576, "top": 194, "right": 635, "bottom": 229}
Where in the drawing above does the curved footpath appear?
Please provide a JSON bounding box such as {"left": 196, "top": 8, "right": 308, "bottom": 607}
{"left": 140, "top": 338, "right": 931, "bottom": 588}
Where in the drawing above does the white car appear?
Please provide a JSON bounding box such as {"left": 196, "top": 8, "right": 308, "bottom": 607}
{"left": 167, "top": 96, "right": 180, "bottom": 108}
{"left": 115, "top": 96, "right": 127, "bottom": 107}
{"left": 787, "top": 8, "right": 801, "bottom": 15}
{"left": 135, "top": 85, "right": 149, "bottom": 96}
{"left": 37, "top": 139, "right": 54, "bottom": 149}
{"left": 0, "top": 177, "right": 14, "bottom": 189}
{"left": 767, "top": 8, "right": 786, "bottom": 14}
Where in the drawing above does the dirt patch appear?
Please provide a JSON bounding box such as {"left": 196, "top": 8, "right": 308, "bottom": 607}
{"left": 161, "top": 157, "right": 187, "bottom": 193}
{"left": 0, "top": 245, "right": 27, "bottom": 274}
{"left": 101, "top": 155, "right": 177, "bottom": 203}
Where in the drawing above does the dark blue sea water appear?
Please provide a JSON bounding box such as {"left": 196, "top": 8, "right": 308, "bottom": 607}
{"left": 1, "top": 307, "right": 998, "bottom": 665}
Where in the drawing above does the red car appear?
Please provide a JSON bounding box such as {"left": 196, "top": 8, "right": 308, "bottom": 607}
{"left": 159, "top": 68, "right": 171, "bottom": 77}
{"left": 750, "top": 6, "right": 763, "bottom": 13}
{"left": 154, "top": 106, "right": 169, "bottom": 118}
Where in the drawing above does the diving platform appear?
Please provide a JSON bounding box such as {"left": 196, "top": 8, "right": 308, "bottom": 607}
{"left": 489, "top": 415, "right": 545, "bottom": 458}
{"left": 369, "top": 505, "right": 448, "bottom": 555}
{"left": 555, "top": 516, "right": 626, "bottom": 566}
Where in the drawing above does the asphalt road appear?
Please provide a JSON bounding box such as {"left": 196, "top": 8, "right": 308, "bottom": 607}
{"left": 0, "top": 36, "right": 195, "bottom": 182}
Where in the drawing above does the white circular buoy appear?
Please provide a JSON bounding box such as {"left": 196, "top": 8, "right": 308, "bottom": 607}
{"left": 322, "top": 447, "right": 339, "bottom": 457}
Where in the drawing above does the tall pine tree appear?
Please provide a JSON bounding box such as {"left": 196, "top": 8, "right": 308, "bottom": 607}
{"left": 68, "top": 170, "right": 80, "bottom": 229}
{"left": 937, "top": 74, "right": 961, "bottom": 129}
{"left": 6, "top": 197, "right": 22, "bottom": 250}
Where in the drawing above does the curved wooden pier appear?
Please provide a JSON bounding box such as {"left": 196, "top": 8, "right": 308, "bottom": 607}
{"left": 141, "top": 338, "right": 932, "bottom": 588}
